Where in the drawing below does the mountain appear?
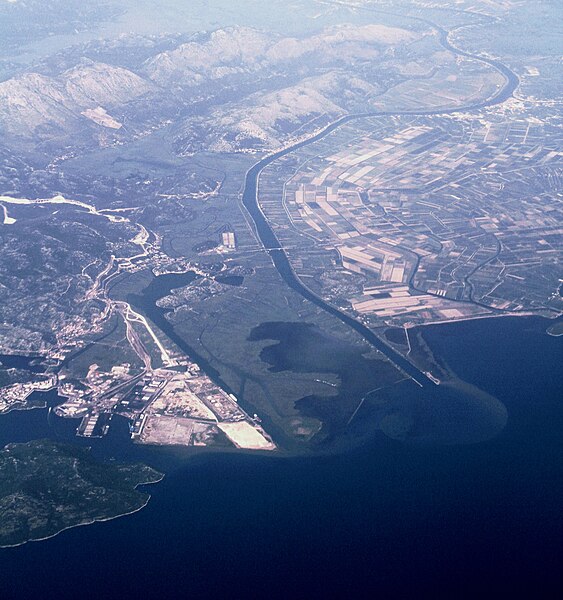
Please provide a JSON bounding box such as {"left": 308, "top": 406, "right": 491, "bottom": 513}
{"left": 174, "top": 72, "right": 382, "bottom": 154}
{"left": 0, "top": 22, "right": 421, "bottom": 149}
{"left": 145, "top": 24, "right": 419, "bottom": 86}
{"left": 145, "top": 27, "right": 272, "bottom": 86}
{"left": 61, "top": 62, "right": 155, "bottom": 107}
{"left": 0, "top": 62, "right": 154, "bottom": 139}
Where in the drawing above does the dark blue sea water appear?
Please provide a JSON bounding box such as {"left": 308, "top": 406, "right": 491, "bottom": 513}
{"left": 0, "top": 316, "right": 561, "bottom": 599}
{"left": 0, "top": 354, "right": 45, "bottom": 373}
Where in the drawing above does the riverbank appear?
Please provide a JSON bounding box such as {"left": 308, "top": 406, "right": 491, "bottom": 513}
{"left": 1, "top": 310, "right": 560, "bottom": 597}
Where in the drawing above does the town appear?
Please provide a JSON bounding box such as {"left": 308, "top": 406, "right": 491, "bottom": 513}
{"left": 56, "top": 359, "right": 274, "bottom": 450}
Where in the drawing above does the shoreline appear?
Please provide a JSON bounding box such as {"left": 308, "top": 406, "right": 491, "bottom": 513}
{"left": 403, "top": 310, "right": 557, "bottom": 331}
{"left": 0, "top": 385, "right": 60, "bottom": 417}
{"left": 1, "top": 297, "right": 558, "bottom": 551}
{"left": 0, "top": 399, "right": 50, "bottom": 417}
{"left": 0, "top": 471, "right": 165, "bottom": 551}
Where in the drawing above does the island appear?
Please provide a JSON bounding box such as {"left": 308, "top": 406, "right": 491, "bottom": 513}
{"left": 0, "top": 439, "right": 163, "bottom": 548}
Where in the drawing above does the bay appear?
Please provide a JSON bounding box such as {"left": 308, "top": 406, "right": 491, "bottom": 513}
{"left": 0, "top": 316, "right": 561, "bottom": 598}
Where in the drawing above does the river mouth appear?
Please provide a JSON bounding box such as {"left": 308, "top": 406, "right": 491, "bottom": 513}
{"left": 368, "top": 379, "right": 508, "bottom": 445}
{"left": 1, "top": 314, "right": 560, "bottom": 598}
{"left": 249, "top": 321, "right": 508, "bottom": 446}
{"left": 236, "top": 15, "right": 520, "bottom": 394}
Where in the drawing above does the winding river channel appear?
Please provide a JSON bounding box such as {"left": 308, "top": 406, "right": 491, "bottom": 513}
{"left": 241, "top": 14, "right": 520, "bottom": 387}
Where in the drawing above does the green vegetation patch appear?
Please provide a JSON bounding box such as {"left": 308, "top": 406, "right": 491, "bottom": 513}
{"left": 0, "top": 439, "right": 163, "bottom": 548}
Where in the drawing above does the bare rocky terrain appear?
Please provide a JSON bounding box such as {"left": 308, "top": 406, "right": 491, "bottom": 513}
{"left": 0, "top": 22, "right": 462, "bottom": 155}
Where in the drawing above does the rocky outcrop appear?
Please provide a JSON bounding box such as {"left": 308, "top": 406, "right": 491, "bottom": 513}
{"left": 0, "top": 62, "right": 154, "bottom": 138}
{"left": 174, "top": 72, "right": 382, "bottom": 154}
{"left": 145, "top": 24, "right": 418, "bottom": 86}
{"left": 0, "top": 22, "right": 421, "bottom": 148}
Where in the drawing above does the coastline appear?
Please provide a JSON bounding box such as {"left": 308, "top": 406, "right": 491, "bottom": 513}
{"left": 0, "top": 403, "right": 47, "bottom": 417}
{"left": 0, "top": 385, "right": 59, "bottom": 417}
{"left": 0, "top": 310, "right": 560, "bottom": 554}
{"left": 403, "top": 310, "right": 557, "bottom": 331}
{"left": 546, "top": 321, "right": 563, "bottom": 337}
{"left": 0, "top": 471, "right": 165, "bottom": 551}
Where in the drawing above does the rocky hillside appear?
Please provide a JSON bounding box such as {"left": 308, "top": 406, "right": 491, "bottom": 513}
{"left": 0, "top": 61, "right": 154, "bottom": 138}
{"left": 174, "top": 72, "right": 382, "bottom": 154}
{"left": 0, "top": 22, "right": 426, "bottom": 151}
{"left": 145, "top": 24, "right": 418, "bottom": 87}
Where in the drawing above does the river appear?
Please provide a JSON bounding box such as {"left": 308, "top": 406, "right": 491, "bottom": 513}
{"left": 240, "top": 14, "right": 520, "bottom": 387}
{"left": 3, "top": 11, "right": 560, "bottom": 599}
{"left": 0, "top": 315, "right": 560, "bottom": 598}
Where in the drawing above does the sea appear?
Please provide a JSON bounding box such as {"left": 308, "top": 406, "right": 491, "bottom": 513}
{"left": 0, "top": 314, "right": 561, "bottom": 598}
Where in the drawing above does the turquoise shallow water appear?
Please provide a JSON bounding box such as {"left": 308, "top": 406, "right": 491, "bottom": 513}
{"left": 0, "top": 316, "right": 561, "bottom": 598}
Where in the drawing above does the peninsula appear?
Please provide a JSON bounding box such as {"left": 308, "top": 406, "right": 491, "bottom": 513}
{"left": 0, "top": 439, "right": 163, "bottom": 548}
